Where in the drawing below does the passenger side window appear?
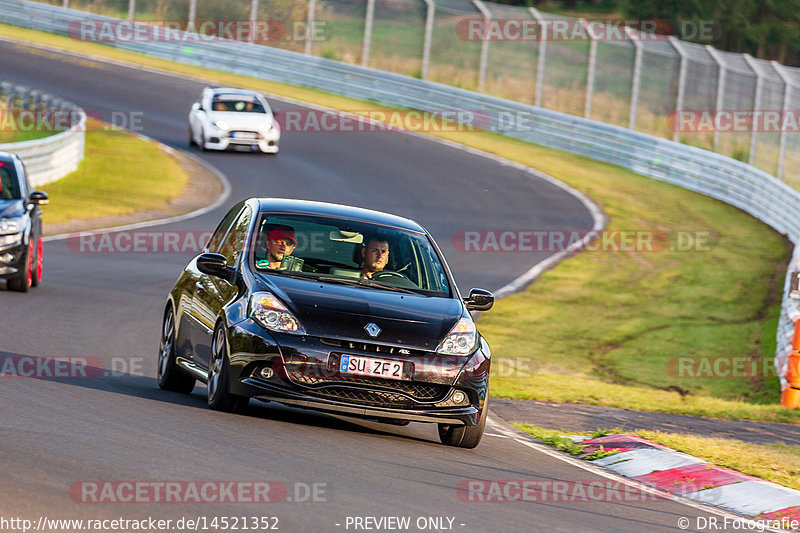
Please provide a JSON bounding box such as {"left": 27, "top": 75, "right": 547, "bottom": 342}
{"left": 206, "top": 204, "right": 244, "bottom": 253}
{"left": 218, "top": 207, "right": 252, "bottom": 266}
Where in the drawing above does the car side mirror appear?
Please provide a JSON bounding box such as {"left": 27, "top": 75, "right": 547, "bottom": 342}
{"left": 191, "top": 102, "right": 200, "bottom": 112}
{"left": 464, "top": 288, "right": 494, "bottom": 311}
{"left": 29, "top": 191, "right": 49, "bottom": 205}
{"left": 197, "top": 253, "right": 230, "bottom": 279}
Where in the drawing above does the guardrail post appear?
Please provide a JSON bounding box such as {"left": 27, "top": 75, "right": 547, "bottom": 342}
{"left": 127, "top": 0, "right": 135, "bottom": 20}
{"left": 188, "top": 0, "right": 197, "bottom": 28}
{"left": 743, "top": 54, "right": 762, "bottom": 166}
{"left": 669, "top": 37, "right": 688, "bottom": 142}
{"left": 248, "top": 0, "right": 259, "bottom": 43}
{"left": 706, "top": 45, "right": 726, "bottom": 152}
{"left": 421, "top": 0, "right": 435, "bottom": 80}
{"left": 772, "top": 61, "right": 794, "bottom": 182}
{"left": 305, "top": 0, "right": 316, "bottom": 55}
{"left": 581, "top": 18, "right": 597, "bottom": 119}
{"left": 626, "top": 27, "right": 643, "bottom": 131}
{"left": 362, "top": 0, "right": 376, "bottom": 67}
{"left": 528, "top": 7, "right": 546, "bottom": 107}
{"left": 472, "top": 0, "right": 490, "bottom": 93}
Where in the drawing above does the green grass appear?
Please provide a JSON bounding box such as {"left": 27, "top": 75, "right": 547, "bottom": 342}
{"left": 0, "top": 129, "right": 53, "bottom": 143}
{"left": 516, "top": 424, "right": 800, "bottom": 492}
{"left": 515, "top": 424, "right": 620, "bottom": 460}
{"left": 2, "top": 22, "right": 796, "bottom": 423}
{"left": 40, "top": 119, "right": 187, "bottom": 224}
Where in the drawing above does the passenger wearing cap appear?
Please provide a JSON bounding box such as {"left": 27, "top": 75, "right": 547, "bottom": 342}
{"left": 263, "top": 225, "right": 296, "bottom": 270}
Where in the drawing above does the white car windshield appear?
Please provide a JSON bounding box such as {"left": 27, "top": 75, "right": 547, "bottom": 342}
{"left": 211, "top": 96, "right": 266, "bottom": 113}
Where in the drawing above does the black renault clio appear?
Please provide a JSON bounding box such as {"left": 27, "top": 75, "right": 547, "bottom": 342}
{"left": 0, "top": 151, "right": 48, "bottom": 292}
{"left": 159, "top": 198, "right": 494, "bottom": 448}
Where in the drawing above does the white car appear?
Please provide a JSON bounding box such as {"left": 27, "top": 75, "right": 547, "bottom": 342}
{"left": 189, "top": 87, "right": 280, "bottom": 154}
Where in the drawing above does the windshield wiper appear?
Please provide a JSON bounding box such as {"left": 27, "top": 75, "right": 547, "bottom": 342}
{"left": 316, "top": 276, "right": 419, "bottom": 295}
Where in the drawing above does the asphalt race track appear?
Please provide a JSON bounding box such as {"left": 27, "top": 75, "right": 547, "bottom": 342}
{"left": 0, "top": 40, "right": 724, "bottom": 532}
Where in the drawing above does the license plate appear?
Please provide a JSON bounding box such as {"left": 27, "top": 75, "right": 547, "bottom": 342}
{"left": 340, "top": 354, "right": 404, "bottom": 380}
{"left": 232, "top": 132, "right": 256, "bottom": 139}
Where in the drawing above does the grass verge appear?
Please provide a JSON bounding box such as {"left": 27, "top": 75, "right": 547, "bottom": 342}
{"left": 516, "top": 424, "right": 800, "bottom": 492}
{"left": 3, "top": 23, "right": 797, "bottom": 423}
{"left": 39, "top": 118, "right": 187, "bottom": 224}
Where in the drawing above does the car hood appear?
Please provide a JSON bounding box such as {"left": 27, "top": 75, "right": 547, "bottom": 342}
{"left": 255, "top": 274, "right": 463, "bottom": 350}
{"left": 0, "top": 200, "right": 25, "bottom": 218}
{"left": 207, "top": 111, "right": 273, "bottom": 130}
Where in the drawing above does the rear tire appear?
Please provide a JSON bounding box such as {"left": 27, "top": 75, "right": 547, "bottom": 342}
{"left": 438, "top": 396, "right": 488, "bottom": 449}
{"left": 207, "top": 325, "right": 249, "bottom": 413}
{"left": 157, "top": 307, "right": 195, "bottom": 394}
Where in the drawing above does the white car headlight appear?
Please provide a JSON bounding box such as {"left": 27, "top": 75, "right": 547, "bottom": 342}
{"left": 436, "top": 317, "right": 478, "bottom": 356}
{"left": 212, "top": 119, "right": 230, "bottom": 131}
{"left": 250, "top": 291, "right": 306, "bottom": 335}
{"left": 0, "top": 218, "right": 23, "bottom": 236}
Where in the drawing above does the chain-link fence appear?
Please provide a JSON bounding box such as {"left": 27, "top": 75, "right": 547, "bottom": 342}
{"left": 50, "top": 0, "right": 800, "bottom": 182}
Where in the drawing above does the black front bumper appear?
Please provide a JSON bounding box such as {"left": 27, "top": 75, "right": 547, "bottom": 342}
{"left": 226, "top": 319, "right": 490, "bottom": 426}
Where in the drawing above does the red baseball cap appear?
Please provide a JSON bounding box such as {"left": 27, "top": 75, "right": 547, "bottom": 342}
{"left": 267, "top": 225, "right": 296, "bottom": 245}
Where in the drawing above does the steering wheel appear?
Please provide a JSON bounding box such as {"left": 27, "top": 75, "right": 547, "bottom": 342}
{"left": 371, "top": 271, "right": 407, "bottom": 281}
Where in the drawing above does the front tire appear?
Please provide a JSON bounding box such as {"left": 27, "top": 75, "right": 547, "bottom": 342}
{"left": 7, "top": 239, "right": 32, "bottom": 292}
{"left": 157, "top": 307, "right": 195, "bottom": 393}
{"left": 31, "top": 236, "right": 42, "bottom": 287}
{"left": 438, "top": 396, "right": 488, "bottom": 449}
{"left": 207, "top": 325, "right": 249, "bottom": 413}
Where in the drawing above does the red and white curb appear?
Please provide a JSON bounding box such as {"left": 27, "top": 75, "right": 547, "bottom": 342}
{"left": 573, "top": 434, "right": 800, "bottom": 528}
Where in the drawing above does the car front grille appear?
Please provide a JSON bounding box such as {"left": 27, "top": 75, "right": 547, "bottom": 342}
{"left": 318, "top": 337, "right": 428, "bottom": 357}
{"left": 305, "top": 386, "right": 426, "bottom": 408}
{"left": 287, "top": 367, "right": 448, "bottom": 402}
{"left": 228, "top": 131, "right": 262, "bottom": 141}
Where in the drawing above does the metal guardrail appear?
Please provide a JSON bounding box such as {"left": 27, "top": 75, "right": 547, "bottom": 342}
{"left": 0, "top": 81, "right": 86, "bottom": 187}
{"left": 4, "top": 0, "right": 799, "bottom": 390}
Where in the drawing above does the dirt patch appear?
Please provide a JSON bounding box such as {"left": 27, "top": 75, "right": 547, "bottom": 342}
{"left": 43, "top": 146, "right": 221, "bottom": 236}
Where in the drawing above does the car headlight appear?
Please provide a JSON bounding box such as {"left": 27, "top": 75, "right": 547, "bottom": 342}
{"left": 250, "top": 291, "right": 306, "bottom": 335}
{"left": 0, "top": 218, "right": 23, "bottom": 236}
{"left": 436, "top": 317, "right": 478, "bottom": 356}
{"left": 212, "top": 119, "right": 230, "bottom": 131}
{"left": 0, "top": 233, "right": 22, "bottom": 247}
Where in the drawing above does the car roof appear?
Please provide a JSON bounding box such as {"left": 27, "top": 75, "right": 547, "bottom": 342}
{"left": 207, "top": 87, "right": 263, "bottom": 97}
{"left": 254, "top": 198, "right": 426, "bottom": 233}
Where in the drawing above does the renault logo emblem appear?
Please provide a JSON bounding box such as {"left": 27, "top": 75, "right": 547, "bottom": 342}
{"left": 364, "top": 323, "right": 381, "bottom": 338}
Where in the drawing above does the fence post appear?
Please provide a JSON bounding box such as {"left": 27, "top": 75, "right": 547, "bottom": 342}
{"left": 127, "top": 0, "right": 135, "bottom": 20}
{"left": 248, "top": 0, "right": 259, "bottom": 43}
{"left": 472, "top": 0, "right": 490, "bottom": 93}
{"left": 743, "top": 54, "right": 762, "bottom": 167}
{"left": 362, "top": 0, "right": 376, "bottom": 67}
{"left": 626, "top": 27, "right": 643, "bottom": 131}
{"left": 580, "top": 18, "right": 597, "bottom": 120}
{"left": 706, "top": 45, "right": 726, "bottom": 153}
{"left": 188, "top": 0, "right": 197, "bottom": 27}
{"left": 421, "top": 0, "right": 435, "bottom": 80}
{"left": 528, "top": 7, "right": 546, "bottom": 108}
{"left": 669, "top": 37, "right": 687, "bottom": 142}
{"left": 305, "top": 0, "right": 316, "bottom": 55}
{"left": 773, "top": 61, "right": 793, "bottom": 182}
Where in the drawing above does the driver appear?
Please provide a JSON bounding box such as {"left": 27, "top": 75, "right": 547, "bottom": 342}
{"left": 262, "top": 225, "right": 296, "bottom": 270}
{"left": 360, "top": 233, "right": 390, "bottom": 279}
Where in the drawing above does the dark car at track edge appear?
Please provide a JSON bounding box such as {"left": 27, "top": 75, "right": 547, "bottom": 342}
{"left": 0, "top": 151, "right": 48, "bottom": 292}
{"left": 158, "top": 198, "right": 494, "bottom": 448}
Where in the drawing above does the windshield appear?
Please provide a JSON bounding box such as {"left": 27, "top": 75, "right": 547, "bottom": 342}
{"left": 211, "top": 95, "right": 267, "bottom": 114}
{"left": 0, "top": 164, "right": 21, "bottom": 200}
{"left": 252, "top": 213, "right": 451, "bottom": 297}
